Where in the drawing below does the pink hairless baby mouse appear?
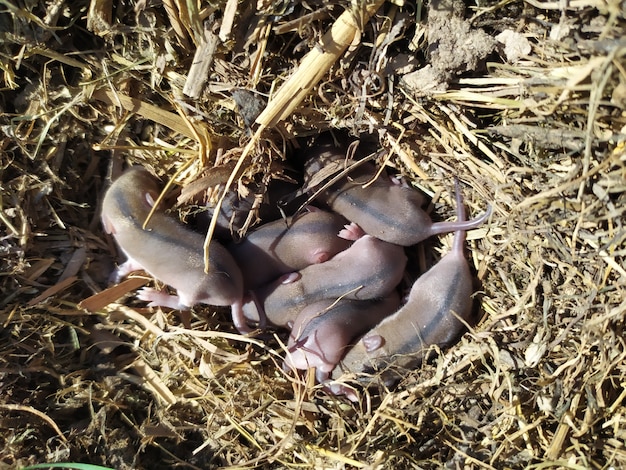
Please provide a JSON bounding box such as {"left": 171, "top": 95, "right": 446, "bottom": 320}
{"left": 101, "top": 166, "right": 255, "bottom": 334}
{"left": 329, "top": 181, "right": 490, "bottom": 395}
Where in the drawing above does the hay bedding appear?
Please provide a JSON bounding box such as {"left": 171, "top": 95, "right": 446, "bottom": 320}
{"left": 0, "top": 0, "right": 625, "bottom": 468}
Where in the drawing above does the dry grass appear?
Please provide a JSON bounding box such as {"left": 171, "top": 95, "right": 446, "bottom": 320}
{"left": 1, "top": 0, "right": 625, "bottom": 468}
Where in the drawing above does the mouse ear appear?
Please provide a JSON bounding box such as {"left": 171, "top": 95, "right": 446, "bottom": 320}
{"left": 101, "top": 214, "right": 116, "bottom": 234}
{"left": 362, "top": 334, "right": 384, "bottom": 352}
{"left": 144, "top": 190, "right": 157, "bottom": 208}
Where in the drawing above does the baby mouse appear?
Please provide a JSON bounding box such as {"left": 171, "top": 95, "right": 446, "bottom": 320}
{"left": 283, "top": 294, "right": 400, "bottom": 384}
{"left": 302, "top": 138, "right": 490, "bottom": 246}
{"left": 101, "top": 166, "right": 253, "bottom": 334}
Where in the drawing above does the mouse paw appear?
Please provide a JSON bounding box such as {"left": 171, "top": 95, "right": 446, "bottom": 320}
{"left": 110, "top": 258, "right": 144, "bottom": 284}
{"left": 338, "top": 223, "right": 365, "bottom": 241}
{"left": 389, "top": 174, "right": 410, "bottom": 188}
{"left": 137, "top": 287, "right": 183, "bottom": 309}
{"left": 323, "top": 381, "right": 359, "bottom": 402}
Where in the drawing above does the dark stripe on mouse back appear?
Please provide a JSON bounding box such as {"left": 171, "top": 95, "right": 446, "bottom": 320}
{"left": 325, "top": 186, "right": 420, "bottom": 236}
{"left": 388, "top": 265, "right": 468, "bottom": 358}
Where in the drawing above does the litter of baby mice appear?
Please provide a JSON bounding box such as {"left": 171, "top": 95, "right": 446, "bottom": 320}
{"left": 101, "top": 134, "right": 490, "bottom": 400}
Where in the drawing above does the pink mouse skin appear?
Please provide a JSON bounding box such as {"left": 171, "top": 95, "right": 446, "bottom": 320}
{"left": 242, "top": 226, "right": 408, "bottom": 328}
{"left": 330, "top": 182, "right": 485, "bottom": 390}
{"left": 227, "top": 208, "right": 352, "bottom": 290}
{"left": 302, "top": 140, "right": 490, "bottom": 246}
{"left": 101, "top": 167, "right": 253, "bottom": 334}
{"left": 283, "top": 294, "right": 401, "bottom": 383}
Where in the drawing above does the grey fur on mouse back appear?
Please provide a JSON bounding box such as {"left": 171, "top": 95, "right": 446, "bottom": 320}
{"left": 301, "top": 137, "right": 490, "bottom": 246}
{"left": 101, "top": 166, "right": 252, "bottom": 333}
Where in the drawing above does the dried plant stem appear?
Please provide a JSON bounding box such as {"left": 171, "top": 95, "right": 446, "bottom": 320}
{"left": 255, "top": 0, "right": 385, "bottom": 128}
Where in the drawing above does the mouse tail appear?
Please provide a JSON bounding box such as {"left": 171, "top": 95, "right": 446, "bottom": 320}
{"left": 453, "top": 178, "right": 467, "bottom": 252}
{"left": 428, "top": 203, "right": 491, "bottom": 243}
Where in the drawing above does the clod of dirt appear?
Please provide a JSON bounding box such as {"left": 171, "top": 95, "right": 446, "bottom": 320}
{"left": 402, "top": 0, "right": 496, "bottom": 93}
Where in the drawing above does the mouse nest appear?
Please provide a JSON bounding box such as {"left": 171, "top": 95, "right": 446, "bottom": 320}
{"left": 1, "top": 0, "right": 625, "bottom": 468}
